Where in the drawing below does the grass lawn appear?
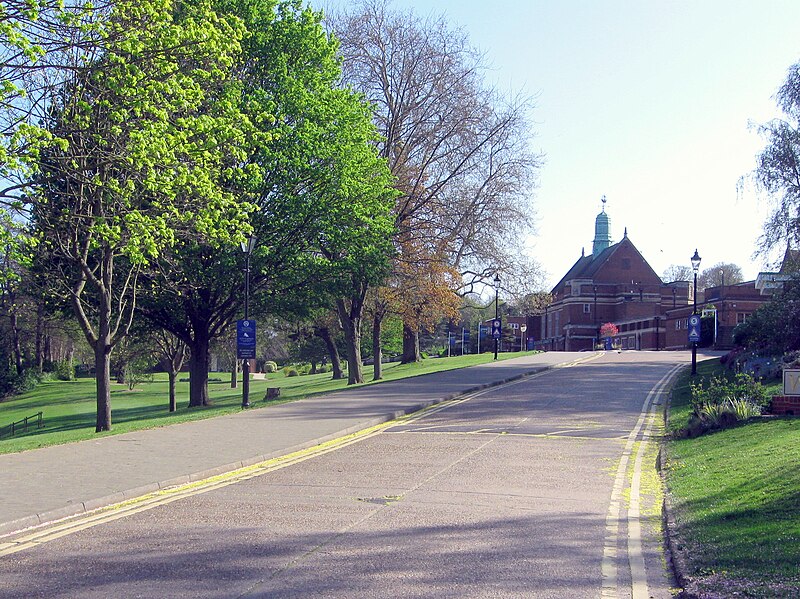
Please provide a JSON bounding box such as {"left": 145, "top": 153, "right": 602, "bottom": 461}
{"left": 0, "top": 351, "right": 537, "bottom": 454}
{"left": 666, "top": 358, "right": 800, "bottom": 597}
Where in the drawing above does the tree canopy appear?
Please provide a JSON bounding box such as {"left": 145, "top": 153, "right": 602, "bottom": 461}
{"left": 752, "top": 59, "right": 800, "bottom": 262}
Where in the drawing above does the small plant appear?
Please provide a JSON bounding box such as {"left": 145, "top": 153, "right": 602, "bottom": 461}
{"left": 264, "top": 361, "right": 278, "bottom": 373}
{"left": 284, "top": 367, "right": 299, "bottom": 377}
{"left": 685, "top": 372, "right": 767, "bottom": 436}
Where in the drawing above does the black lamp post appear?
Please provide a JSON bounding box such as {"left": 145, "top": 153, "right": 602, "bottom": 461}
{"left": 691, "top": 249, "right": 701, "bottom": 376}
{"left": 241, "top": 235, "right": 256, "bottom": 408}
{"left": 593, "top": 285, "right": 598, "bottom": 347}
{"left": 493, "top": 274, "right": 501, "bottom": 360}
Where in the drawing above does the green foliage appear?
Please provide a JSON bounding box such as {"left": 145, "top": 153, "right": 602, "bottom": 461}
{"left": 52, "top": 360, "right": 75, "bottom": 382}
{"left": 733, "top": 276, "right": 800, "bottom": 354}
{"left": 683, "top": 372, "right": 769, "bottom": 436}
{"left": 264, "top": 361, "right": 278, "bottom": 373}
{"left": 284, "top": 367, "right": 299, "bottom": 377}
{"left": 690, "top": 373, "right": 769, "bottom": 413}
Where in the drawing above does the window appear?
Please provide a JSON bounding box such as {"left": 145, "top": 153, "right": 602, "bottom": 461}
{"left": 737, "top": 312, "right": 750, "bottom": 324}
{"left": 509, "top": 322, "right": 519, "bottom": 330}
{"left": 583, "top": 304, "right": 591, "bottom": 313}
{"left": 675, "top": 320, "right": 680, "bottom": 330}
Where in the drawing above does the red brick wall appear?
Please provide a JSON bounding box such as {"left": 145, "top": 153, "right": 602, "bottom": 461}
{"left": 770, "top": 396, "right": 800, "bottom": 415}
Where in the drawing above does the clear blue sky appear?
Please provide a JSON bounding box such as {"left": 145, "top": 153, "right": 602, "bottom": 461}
{"left": 320, "top": 0, "right": 800, "bottom": 288}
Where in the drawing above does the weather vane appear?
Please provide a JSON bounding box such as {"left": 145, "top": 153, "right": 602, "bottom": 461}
{"left": 601, "top": 195, "right": 607, "bottom": 212}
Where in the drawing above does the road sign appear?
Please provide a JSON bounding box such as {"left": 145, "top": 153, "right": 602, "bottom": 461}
{"left": 237, "top": 319, "right": 256, "bottom": 359}
{"left": 688, "top": 314, "right": 701, "bottom": 344}
{"left": 784, "top": 369, "right": 800, "bottom": 396}
{"left": 491, "top": 319, "right": 502, "bottom": 339}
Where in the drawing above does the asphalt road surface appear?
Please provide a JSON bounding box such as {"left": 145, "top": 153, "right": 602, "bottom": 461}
{"left": 0, "top": 351, "right": 689, "bottom": 598}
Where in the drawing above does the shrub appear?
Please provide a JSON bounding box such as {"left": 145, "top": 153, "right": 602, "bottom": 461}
{"left": 53, "top": 360, "right": 74, "bottom": 381}
{"left": 11, "top": 370, "right": 41, "bottom": 395}
{"left": 264, "top": 361, "right": 278, "bottom": 373}
{"left": 284, "top": 367, "right": 299, "bottom": 377}
{"left": 685, "top": 372, "right": 768, "bottom": 436}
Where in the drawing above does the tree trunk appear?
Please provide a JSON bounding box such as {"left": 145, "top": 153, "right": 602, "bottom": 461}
{"left": 10, "top": 309, "right": 23, "bottom": 375}
{"left": 94, "top": 343, "right": 112, "bottom": 432}
{"left": 35, "top": 302, "right": 44, "bottom": 373}
{"left": 315, "top": 325, "right": 343, "bottom": 380}
{"left": 230, "top": 360, "right": 237, "bottom": 388}
{"left": 336, "top": 299, "right": 364, "bottom": 385}
{"left": 188, "top": 335, "right": 211, "bottom": 407}
{"left": 167, "top": 371, "right": 177, "bottom": 412}
{"left": 401, "top": 323, "right": 420, "bottom": 363}
{"left": 372, "top": 312, "right": 383, "bottom": 381}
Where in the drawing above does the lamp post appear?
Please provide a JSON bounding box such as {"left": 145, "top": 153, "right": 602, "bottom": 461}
{"left": 691, "top": 249, "right": 701, "bottom": 376}
{"left": 493, "top": 274, "right": 501, "bottom": 360}
{"left": 593, "top": 285, "right": 598, "bottom": 347}
{"left": 241, "top": 235, "right": 256, "bottom": 408}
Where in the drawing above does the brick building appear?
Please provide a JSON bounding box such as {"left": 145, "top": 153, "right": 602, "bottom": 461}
{"left": 531, "top": 204, "right": 793, "bottom": 351}
{"left": 533, "top": 204, "right": 691, "bottom": 351}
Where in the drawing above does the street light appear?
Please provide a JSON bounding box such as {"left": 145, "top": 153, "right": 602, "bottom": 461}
{"left": 691, "top": 249, "right": 701, "bottom": 376}
{"left": 493, "top": 274, "right": 501, "bottom": 360}
{"left": 241, "top": 235, "right": 257, "bottom": 408}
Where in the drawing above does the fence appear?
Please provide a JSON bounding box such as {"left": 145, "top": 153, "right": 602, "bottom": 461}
{"left": 0, "top": 412, "right": 44, "bottom": 439}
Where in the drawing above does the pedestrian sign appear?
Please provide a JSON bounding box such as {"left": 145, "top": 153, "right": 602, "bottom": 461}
{"left": 237, "top": 319, "right": 256, "bottom": 359}
{"left": 688, "top": 314, "right": 701, "bottom": 344}
{"left": 491, "top": 319, "right": 502, "bottom": 340}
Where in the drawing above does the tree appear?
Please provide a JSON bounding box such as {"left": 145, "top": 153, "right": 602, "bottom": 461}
{"left": 698, "top": 262, "right": 743, "bottom": 290}
{"left": 331, "top": 0, "right": 542, "bottom": 364}
{"left": 733, "top": 276, "right": 800, "bottom": 354}
{"left": 751, "top": 60, "right": 800, "bottom": 260}
{"left": 141, "top": 0, "right": 394, "bottom": 399}
{"left": 153, "top": 329, "right": 186, "bottom": 413}
{"left": 662, "top": 264, "right": 693, "bottom": 283}
{"left": 25, "top": 0, "right": 251, "bottom": 431}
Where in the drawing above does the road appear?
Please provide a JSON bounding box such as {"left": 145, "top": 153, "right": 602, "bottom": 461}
{"left": 0, "top": 351, "right": 689, "bottom": 598}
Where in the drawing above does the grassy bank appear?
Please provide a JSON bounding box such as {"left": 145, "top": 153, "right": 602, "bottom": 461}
{"left": 665, "top": 359, "right": 800, "bottom": 597}
{"left": 0, "top": 351, "right": 537, "bottom": 454}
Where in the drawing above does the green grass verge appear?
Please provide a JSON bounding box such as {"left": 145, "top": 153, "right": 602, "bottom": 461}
{"left": 0, "top": 351, "right": 538, "bottom": 454}
{"left": 666, "top": 359, "right": 800, "bottom": 597}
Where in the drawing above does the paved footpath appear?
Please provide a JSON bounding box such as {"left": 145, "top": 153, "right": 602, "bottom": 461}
{"left": 0, "top": 352, "right": 587, "bottom": 536}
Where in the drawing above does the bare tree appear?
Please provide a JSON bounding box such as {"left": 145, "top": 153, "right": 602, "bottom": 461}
{"left": 330, "top": 0, "right": 542, "bottom": 363}
{"left": 698, "top": 262, "right": 743, "bottom": 290}
{"left": 662, "top": 264, "right": 694, "bottom": 283}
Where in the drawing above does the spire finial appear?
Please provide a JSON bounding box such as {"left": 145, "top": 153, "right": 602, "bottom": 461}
{"left": 624, "top": 227, "right": 628, "bottom": 238}
{"left": 601, "top": 195, "right": 607, "bottom": 212}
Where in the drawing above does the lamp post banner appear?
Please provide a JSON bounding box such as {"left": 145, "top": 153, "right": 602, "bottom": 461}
{"left": 491, "top": 319, "right": 502, "bottom": 339}
{"left": 237, "top": 319, "right": 257, "bottom": 359}
{"left": 688, "top": 314, "right": 701, "bottom": 344}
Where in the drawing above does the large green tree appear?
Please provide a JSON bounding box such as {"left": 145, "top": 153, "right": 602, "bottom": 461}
{"left": 26, "top": 0, "right": 252, "bottom": 430}
{"left": 141, "top": 0, "right": 394, "bottom": 403}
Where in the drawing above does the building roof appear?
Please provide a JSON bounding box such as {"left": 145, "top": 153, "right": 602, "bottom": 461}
{"left": 551, "top": 235, "right": 658, "bottom": 294}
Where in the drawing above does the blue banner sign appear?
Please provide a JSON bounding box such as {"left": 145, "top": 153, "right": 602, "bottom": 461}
{"left": 237, "top": 319, "right": 256, "bottom": 359}
{"left": 688, "top": 314, "right": 701, "bottom": 344}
